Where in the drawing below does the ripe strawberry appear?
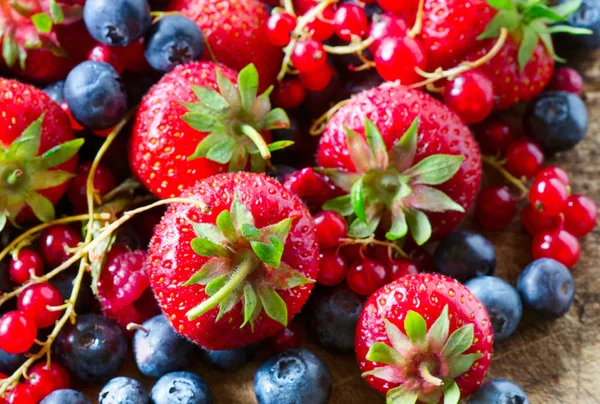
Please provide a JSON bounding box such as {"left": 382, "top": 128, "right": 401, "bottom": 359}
{"left": 0, "top": 79, "right": 83, "bottom": 230}
{"left": 356, "top": 274, "right": 493, "bottom": 403}
{"left": 317, "top": 84, "right": 481, "bottom": 242}
{"left": 167, "top": 0, "right": 283, "bottom": 91}
{"left": 129, "top": 61, "right": 290, "bottom": 199}
{"left": 147, "top": 172, "right": 319, "bottom": 350}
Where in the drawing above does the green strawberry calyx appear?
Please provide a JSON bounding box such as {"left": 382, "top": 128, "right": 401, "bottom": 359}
{"left": 0, "top": 113, "right": 84, "bottom": 232}
{"left": 181, "top": 64, "right": 292, "bottom": 174}
{"left": 363, "top": 306, "right": 482, "bottom": 404}
{"left": 317, "top": 118, "right": 464, "bottom": 246}
{"left": 183, "top": 192, "right": 313, "bottom": 330}
{"left": 480, "top": 0, "right": 592, "bottom": 71}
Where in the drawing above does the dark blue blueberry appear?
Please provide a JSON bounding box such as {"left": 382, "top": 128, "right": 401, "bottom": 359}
{"left": 144, "top": 15, "right": 204, "bottom": 73}
{"left": 150, "top": 371, "right": 213, "bottom": 404}
{"left": 64, "top": 61, "right": 128, "bottom": 130}
{"left": 40, "top": 389, "right": 92, "bottom": 404}
{"left": 554, "top": 0, "right": 600, "bottom": 50}
{"left": 524, "top": 90, "right": 588, "bottom": 153}
{"left": 133, "top": 314, "right": 198, "bottom": 378}
{"left": 254, "top": 349, "right": 332, "bottom": 404}
{"left": 53, "top": 314, "right": 127, "bottom": 383}
{"left": 309, "top": 285, "right": 364, "bottom": 352}
{"left": 84, "top": 0, "right": 151, "bottom": 47}
{"left": 434, "top": 231, "right": 496, "bottom": 283}
{"left": 43, "top": 81, "right": 65, "bottom": 104}
{"left": 517, "top": 258, "right": 575, "bottom": 319}
{"left": 465, "top": 276, "right": 522, "bottom": 340}
{"left": 468, "top": 378, "right": 529, "bottom": 404}
{"left": 99, "top": 377, "right": 149, "bottom": 404}
{"left": 50, "top": 267, "right": 93, "bottom": 314}
{"left": 0, "top": 348, "right": 25, "bottom": 374}
{"left": 199, "top": 344, "right": 256, "bottom": 372}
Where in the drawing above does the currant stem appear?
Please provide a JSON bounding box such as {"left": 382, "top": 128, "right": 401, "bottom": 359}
{"left": 309, "top": 99, "right": 352, "bottom": 136}
{"left": 322, "top": 37, "right": 374, "bottom": 55}
{"left": 419, "top": 362, "right": 443, "bottom": 386}
{"left": 407, "top": 0, "right": 426, "bottom": 38}
{"left": 339, "top": 237, "right": 408, "bottom": 259}
{"left": 282, "top": 0, "right": 295, "bottom": 16}
{"left": 239, "top": 124, "right": 271, "bottom": 160}
{"left": 481, "top": 155, "right": 529, "bottom": 199}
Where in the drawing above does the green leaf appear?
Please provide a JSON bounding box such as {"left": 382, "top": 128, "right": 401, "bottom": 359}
{"left": 364, "top": 119, "right": 388, "bottom": 170}
{"left": 386, "top": 207, "right": 408, "bottom": 241}
{"left": 361, "top": 366, "right": 405, "bottom": 385}
{"left": 486, "top": 0, "right": 515, "bottom": 10}
{"left": 190, "top": 238, "right": 229, "bottom": 258}
{"left": 31, "top": 13, "right": 53, "bottom": 33}
{"left": 263, "top": 108, "right": 290, "bottom": 130}
{"left": 188, "top": 133, "right": 223, "bottom": 160}
{"left": 524, "top": 4, "right": 566, "bottom": 22}
{"left": 216, "top": 285, "right": 242, "bottom": 321}
{"left": 537, "top": 32, "right": 565, "bottom": 63}
{"left": 241, "top": 223, "right": 261, "bottom": 239}
{"left": 442, "top": 324, "right": 475, "bottom": 358}
{"left": 250, "top": 237, "right": 284, "bottom": 267}
{"left": 384, "top": 318, "right": 411, "bottom": 355}
{"left": 405, "top": 209, "right": 432, "bottom": 246}
{"left": 0, "top": 212, "right": 7, "bottom": 233}
{"left": 442, "top": 381, "right": 460, "bottom": 404}
{"left": 406, "top": 155, "right": 464, "bottom": 186}
{"left": 261, "top": 217, "right": 293, "bottom": 244}
{"left": 387, "top": 387, "right": 419, "bottom": 404}
{"left": 272, "top": 263, "right": 314, "bottom": 289}
{"left": 216, "top": 69, "right": 241, "bottom": 107}
{"left": 182, "top": 101, "right": 228, "bottom": 121}
{"left": 345, "top": 126, "right": 375, "bottom": 173}
{"left": 189, "top": 222, "right": 227, "bottom": 244}
{"left": 267, "top": 140, "right": 294, "bottom": 152}
{"left": 228, "top": 146, "right": 247, "bottom": 172}
{"left": 322, "top": 195, "right": 354, "bottom": 216}
{"left": 546, "top": 25, "right": 593, "bottom": 35}
{"left": 191, "top": 85, "right": 230, "bottom": 111}
{"left": 241, "top": 283, "right": 257, "bottom": 328}
{"left": 216, "top": 210, "right": 237, "bottom": 242}
{"left": 250, "top": 153, "right": 266, "bottom": 173}
{"left": 258, "top": 287, "right": 288, "bottom": 326}
{"left": 477, "top": 10, "right": 520, "bottom": 39}
{"left": 315, "top": 169, "right": 360, "bottom": 192}
{"left": 348, "top": 213, "right": 381, "bottom": 239}
{"left": 552, "top": 0, "right": 583, "bottom": 17}
{"left": 49, "top": 0, "right": 64, "bottom": 23}
{"left": 2, "top": 33, "right": 19, "bottom": 67}
{"left": 252, "top": 90, "right": 273, "bottom": 121}
{"left": 26, "top": 192, "right": 55, "bottom": 223}
{"left": 404, "top": 310, "right": 427, "bottom": 346}
{"left": 205, "top": 274, "right": 228, "bottom": 297}
{"left": 231, "top": 192, "right": 254, "bottom": 228}
{"left": 183, "top": 258, "right": 228, "bottom": 286}
{"left": 7, "top": 114, "right": 44, "bottom": 160}
{"left": 365, "top": 342, "right": 404, "bottom": 365}
{"left": 518, "top": 26, "right": 539, "bottom": 73}
{"left": 351, "top": 178, "right": 366, "bottom": 222}
{"left": 427, "top": 305, "right": 450, "bottom": 349}
{"left": 409, "top": 186, "right": 465, "bottom": 213}
{"left": 447, "top": 353, "right": 483, "bottom": 379}
{"left": 33, "top": 138, "right": 85, "bottom": 171}
{"left": 389, "top": 117, "right": 419, "bottom": 173}
{"left": 238, "top": 64, "right": 259, "bottom": 111}
{"left": 30, "top": 169, "right": 74, "bottom": 190}
{"left": 17, "top": 46, "right": 27, "bottom": 71}
{"left": 181, "top": 112, "right": 226, "bottom": 134}
{"left": 206, "top": 138, "right": 236, "bottom": 164}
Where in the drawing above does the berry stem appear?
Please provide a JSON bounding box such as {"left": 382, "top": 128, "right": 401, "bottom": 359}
{"left": 419, "top": 362, "right": 443, "bottom": 386}
{"left": 5, "top": 169, "right": 23, "bottom": 186}
{"left": 282, "top": 0, "right": 296, "bottom": 16}
{"left": 309, "top": 99, "right": 351, "bottom": 136}
{"left": 239, "top": 124, "right": 272, "bottom": 160}
{"left": 407, "top": 0, "right": 426, "bottom": 38}
{"left": 481, "top": 155, "right": 529, "bottom": 199}
{"left": 340, "top": 237, "right": 408, "bottom": 258}
{"left": 322, "top": 37, "right": 374, "bottom": 55}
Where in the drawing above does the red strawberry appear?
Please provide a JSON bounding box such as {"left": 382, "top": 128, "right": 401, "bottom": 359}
{"left": 129, "top": 61, "right": 290, "bottom": 199}
{"left": 317, "top": 84, "right": 481, "bottom": 242}
{"left": 147, "top": 172, "right": 319, "bottom": 350}
{"left": 356, "top": 274, "right": 493, "bottom": 403}
{"left": 0, "top": 79, "right": 83, "bottom": 230}
{"left": 167, "top": 0, "right": 283, "bottom": 92}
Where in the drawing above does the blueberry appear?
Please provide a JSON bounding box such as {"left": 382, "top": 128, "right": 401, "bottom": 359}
{"left": 150, "top": 371, "right": 213, "bottom": 404}
{"left": 41, "top": 389, "right": 92, "bottom": 404}
{"left": 468, "top": 378, "right": 529, "bottom": 404}
{"left": 0, "top": 348, "right": 25, "bottom": 374}
{"left": 54, "top": 314, "right": 127, "bottom": 383}
{"left": 524, "top": 91, "right": 588, "bottom": 153}
{"left": 84, "top": 0, "right": 151, "bottom": 47}
{"left": 309, "top": 285, "right": 364, "bottom": 352}
{"left": 133, "top": 314, "right": 198, "bottom": 378}
{"left": 99, "top": 377, "right": 149, "bottom": 404}
{"left": 64, "top": 61, "right": 128, "bottom": 130}
{"left": 144, "top": 15, "right": 204, "bottom": 73}
{"left": 517, "top": 258, "right": 575, "bottom": 319}
{"left": 43, "top": 81, "right": 65, "bottom": 104}
{"left": 465, "top": 276, "right": 522, "bottom": 340}
{"left": 254, "top": 349, "right": 332, "bottom": 404}
{"left": 199, "top": 345, "right": 256, "bottom": 372}
{"left": 554, "top": 0, "right": 600, "bottom": 50}
{"left": 434, "top": 231, "right": 496, "bottom": 283}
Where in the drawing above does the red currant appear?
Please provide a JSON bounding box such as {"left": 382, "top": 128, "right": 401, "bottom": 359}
{"left": 299, "top": 63, "right": 333, "bottom": 92}
{"left": 369, "top": 14, "right": 407, "bottom": 53}
{"left": 317, "top": 250, "right": 348, "bottom": 286}
{"left": 305, "top": 6, "right": 335, "bottom": 41}
{"left": 548, "top": 67, "right": 584, "bottom": 95}
{"left": 0, "top": 311, "right": 37, "bottom": 354}
{"left": 505, "top": 139, "right": 545, "bottom": 179}
{"left": 26, "top": 361, "right": 70, "bottom": 400}
{"left": 387, "top": 259, "right": 419, "bottom": 282}
{"left": 6, "top": 384, "right": 38, "bottom": 404}
{"left": 377, "top": 0, "right": 419, "bottom": 13}
{"left": 266, "top": 11, "right": 297, "bottom": 47}
{"left": 9, "top": 250, "right": 44, "bottom": 285}
{"left": 294, "top": 0, "right": 318, "bottom": 14}
{"left": 534, "top": 166, "right": 570, "bottom": 186}
{"left": 475, "top": 120, "right": 516, "bottom": 154}
{"left": 444, "top": 71, "right": 495, "bottom": 124}
{"left": 375, "top": 36, "right": 427, "bottom": 85}
{"left": 475, "top": 186, "right": 517, "bottom": 230}
{"left": 333, "top": 4, "right": 368, "bottom": 42}
{"left": 404, "top": 242, "right": 436, "bottom": 273}
{"left": 346, "top": 257, "right": 387, "bottom": 296}
{"left": 314, "top": 211, "right": 347, "bottom": 249}
{"left": 66, "top": 162, "right": 117, "bottom": 213}
{"left": 563, "top": 195, "right": 598, "bottom": 238}
{"left": 341, "top": 243, "right": 373, "bottom": 263}
{"left": 114, "top": 38, "right": 151, "bottom": 73}
{"left": 87, "top": 44, "right": 125, "bottom": 74}
{"left": 38, "top": 225, "right": 82, "bottom": 268}
{"left": 17, "top": 283, "right": 63, "bottom": 329}
{"left": 529, "top": 178, "right": 569, "bottom": 217}
{"left": 269, "top": 323, "right": 304, "bottom": 352}
{"left": 532, "top": 229, "right": 580, "bottom": 269}
{"left": 520, "top": 204, "right": 561, "bottom": 236}
{"left": 291, "top": 38, "right": 327, "bottom": 73}
{"left": 272, "top": 79, "right": 306, "bottom": 110}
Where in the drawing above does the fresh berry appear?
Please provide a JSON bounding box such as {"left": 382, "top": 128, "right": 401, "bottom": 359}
{"left": 444, "top": 71, "right": 495, "bottom": 124}
{"left": 517, "top": 258, "right": 575, "bottom": 319}
{"left": 64, "top": 61, "right": 129, "bottom": 130}
{"left": 54, "top": 314, "right": 127, "bottom": 383}
{"left": 305, "top": 5, "right": 335, "bottom": 41}
{"left": 468, "top": 378, "right": 529, "bottom": 403}
{"left": 26, "top": 362, "right": 70, "bottom": 401}
{"left": 116, "top": 39, "right": 153, "bottom": 73}
{"left": 356, "top": 274, "right": 493, "bottom": 401}
{"left": 548, "top": 67, "right": 584, "bottom": 95}
{"left": 529, "top": 178, "right": 569, "bottom": 217}
{"left": 40, "top": 389, "right": 92, "bottom": 404}
{"left": 283, "top": 167, "right": 339, "bottom": 211}
{"left": 520, "top": 204, "right": 561, "bottom": 236}
{"left": 375, "top": 36, "right": 427, "bottom": 85}
{"left": 83, "top": 0, "right": 151, "bottom": 46}
{"left": 346, "top": 257, "right": 387, "bottom": 296}
{"left": 298, "top": 63, "right": 334, "bottom": 92}
{"left": 266, "top": 11, "right": 296, "bottom": 47}
{"left": 0, "top": 311, "right": 37, "bottom": 354}
{"left": 17, "top": 283, "right": 63, "bottom": 329}
{"left": 272, "top": 79, "right": 306, "bottom": 110}
{"left": 269, "top": 323, "right": 304, "bottom": 352}
{"left": 385, "top": 258, "right": 419, "bottom": 282}
{"left": 292, "top": 38, "right": 327, "bottom": 73}
{"left": 99, "top": 377, "right": 149, "bottom": 404}
{"left": 465, "top": 276, "right": 522, "bottom": 341}
{"left": 38, "top": 225, "right": 82, "bottom": 268}
{"left": 150, "top": 371, "right": 213, "bottom": 404}
{"left": 43, "top": 82, "right": 65, "bottom": 104}
{"left": 564, "top": 195, "right": 598, "bottom": 238}
{"left": 5, "top": 384, "right": 38, "bottom": 404}
{"left": 333, "top": 3, "right": 368, "bottom": 41}
{"left": 88, "top": 44, "right": 126, "bottom": 74}
{"left": 434, "top": 231, "right": 496, "bottom": 283}
{"left": 0, "top": 349, "right": 25, "bottom": 375}
{"left": 254, "top": 349, "right": 332, "bottom": 404}
{"left": 532, "top": 228, "right": 581, "bottom": 269}
{"left": 535, "top": 166, "right": 570, "bottom": 186}
{"left": 368, "top": 14, "right": 407, "bottom": 53}
{"left": 313, "top": 211, "right": 347, "bottom": 249}
{"left": 143, "top": 15, "right": 205, "bottom": 73}
{"left": 200, "top": 345, "right": 256, "bottom": 372}
{"left": 377, "top": 0, "right": 418, "bottom": 13}
{"left": 317, "top": 250, "right": 347, "bottom": 286}
{"left": 474, "top": 120, "right": 516, "bottom": 154}
{"left": 476, "top": 186, "right": 517, "bottom": 230}
{"left": 66, "top": 162, "right": 117, "bottom": 213}
{"left": 309, "top": 285, "right": 364, "bottom": 353}
{"left": 505, "top": 139, "right": 544, "bottom": 179}
{"left": 524, "top": 91, "right": 588, "bottom": 153}
{"left": 9, "top": 250, "right": 44, "bottom": 285}
{"left": 554, "top": 0, "right": 600, "bottom": 50}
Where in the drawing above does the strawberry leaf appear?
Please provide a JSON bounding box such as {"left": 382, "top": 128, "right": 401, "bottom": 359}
{"left": 552, "top": 0, "right": 583, "bottom": 17}
{"left": 408, "top": 185, "right": 465, "bottom": 213}
{"left": 188, "top": 133, "right": 223, "bottom": 160}
{"left": 404, "top": 310, "right": 427, "bottom": 347}
{"left": 427, "top": 305, "right": 450, "bottom": 349}
{"left": 441, "top": 324, "right": 475, "bottom": 358}
{"left": 348, "top": 212, "right": 381, "bottom": 239}
{"left": 250, "top": 153, "right": 266, "bottom": 173}
{"left": 518, "top": 26, "right": 539, "bottom": 73}
{"left": 384, "top": 318, "right": 411, "bottom": 356}
{"left": 387, "top": 387, "right": 419, "bottom": 404}
{"left": 0, "top": 212, "right": 6, "bottom": 233}
{"left": 364, "top": 119, "right": 388, "bottom": 170}
{"left": 477, "top": 10, "right": 520, "bottom": 39}
{"left": 30, "top": 170, "right": 74, "bottom": 190}
{"left": 389, "top": 117, "right": 419, "bottom": 173}
{"left": 216, "top": 285, "right": 242, "bottom": 321}
{"left": 238, "top": 64, "right": 259, "bottom": 111}
{"left": 446, "top": 353, "right": 483, "bottom": 379}
{"left": 442, "top": 381, "right": 460, "bottom": 404}
{"left": 183, "top": 258, "right": 229, "bottom": 286}
{"left": 32, "top": 13, "right": 53, "bottom": 33}
{"left": 386, "top": 206, "right": 407, "bottom": 241}
{"left": 27, "top": 191, "right": 55, "bottom": 223}
{"left": 250, "top": 236, "right": 284, "bottom": 267}
{"left": 216, "top": 210, "right": 237, "bottom": 242}
{"left": 181, "top": 113, "right": 227, "bottom": 134}
{"left": 263, "top": 108, "right": 290, "bottom": 130}
{"left": 191, "top": 238, "right": 229, "bottom": 258}
{"left": 189, "top": 221, "right": 227, "bottom": 244}
{"left": 2, "top": 34, "right": 17, "bottom": 68}
{"left": 7, "top": 114, "right": 44, "bottom": 160}
{"left": 406, "top": 155, "right": 464, "bottom": 186}
{"left": 322, "top": 195, "right": 354, "bottom": 216}
{"left": 486, "top": 0, "right": 515, "bottom": 10}
{"left": 345, "top": 126, "right": 375, "bottom": 173}
{"left": 365, "top": 342, "right": 404, "bottom": 366}
{"left": 405, "top": 208, "right": 432, "bottom": 246}
{"left": 231, "top": 192, "right": 254, "bottom": 228}
{"left": 351, "top": 178, "right": 366, "bottom": 222}
{"left": 257, "top": 286, "right": 288, "bottom": 326}
{"left": 191, "top": 85, "right": 230, "bottom": 112}
{"left": 361, "top": 365, "right": 406, "bottom": 384}
{"left": 315, "top": 169, "right": 360, "bottom": 192}
{"left": 33, "top": 138, "right": 84, "bottom": 171}
{"left": 241, "top": 223, "right": 261, "bottom": 239}
{"left": 260, "top": 217, "right": 293, "bottom": 243}
{"left": 49, "top": 0, "right": 64, "bottom": 23}
{"left": 205, "top": 274, "right": 229, "bottom": 297}
{"left": 206, "top": 139, "right": 236, "bottom": 164}
{"left": 267, "top": 140, "right": 294, "bottom": 152}
{"left": 241, "top": 283, "right": 257, "bottom": 328}
{"left": 216, "top": 69, "right": 241, "bottom": 107}
{"left": 272, "top": 263, "right": 314, "bottom": 289}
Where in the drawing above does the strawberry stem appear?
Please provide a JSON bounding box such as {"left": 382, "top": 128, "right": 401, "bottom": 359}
{"left": 419, "top": 362, "right": 443, "bottom": 386}
{"left": 5, "top": 169, "right": 23, "bottom": 186}
{"left": 239, "top": 124, "right": 271, "bottom": 160}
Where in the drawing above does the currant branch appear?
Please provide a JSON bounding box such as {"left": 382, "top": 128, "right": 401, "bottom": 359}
{"left": 339, "top": 236, "right": 408, "bottom": 259}
{"left": 481, "top": 155, "right": 529, "bottom": 199}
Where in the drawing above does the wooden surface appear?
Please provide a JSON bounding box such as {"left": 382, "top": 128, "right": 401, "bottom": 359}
{"left": 83, "top": 64, "right": 600, "bottom": 404}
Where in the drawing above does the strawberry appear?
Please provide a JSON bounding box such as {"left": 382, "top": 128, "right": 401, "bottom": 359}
{"left": 316, "top": 84, "right": 481, "bottom": 243}
{"left": 356, "top": 274, "right": 493, "bottom": 403}
{"left": 146, "top": 172, "right": 319, "bottom": 350}
{"left": 129, "top": 61, "right": 290, "bottom": 199}
{"left": 166, "top": 0, "right": 283, "bottom": 92}
{"left": 0, "top": 78, "right": 83, "bottom": 231}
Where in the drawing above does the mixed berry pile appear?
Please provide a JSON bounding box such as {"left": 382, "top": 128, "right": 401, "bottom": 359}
{"left": 0, "top": 0, "right": 597, "bottom": 403}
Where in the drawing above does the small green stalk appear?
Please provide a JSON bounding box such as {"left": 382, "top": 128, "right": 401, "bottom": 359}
{"left": 239, "top": 124, "right": 271, "bottom": 160}
{"left": 419, "top": 362, "right": 443, "bottom": 386}
{"left": 5, "top": 169, "right": 23, "bottom": 186}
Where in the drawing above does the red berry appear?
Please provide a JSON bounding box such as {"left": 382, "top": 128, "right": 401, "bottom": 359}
{"left": 375, "top": 36, "right": 427, "bottom": 85}
{"left": 6, "top": 384, "right": 38, "bottom": 404}
{"left": 26, "top": 362, "right": 70, "bottom": 400}
{"left": 114, "top": 38, "right": 152, "bottom": 73}
{"left": 346, "top": 257, "right": 387, "bottom": 296}
{"left": 291, "top": 38, "right": 327, "bottom": 73}
{"left": 520, "top": 204, "right": 561, "bottom": 236}
{"left": 505, "top": 139, "right": 545, "bottom": 179}
{"left": 532, "top": 229, "right": 580, "bottom": 269}
{"left": 564, "top": 195, "right": 598, "bottom": 238}
{"left": 266, "top": 11, "right": 297, "bottom": 47}
{"left": 9, "top": 250, "right": 44, "bottom": 285}
{"left": 368, "top": 14, "right": 407, "bottom": 53}
{"left": 444, "top": 71, "right": 494, "bottom": 124}
{"left": 272, "top": 79, "right": 306, "bottom": 109}
{"left": 38, "top": 225, "right": 82, "bottom": 268}
{"left": 0, "top": 311, "right": 37, "bottom": 354}
{"left": 60, "top": 101, "right": 84, "bottom": 131}
{"left": 333, "top": 4, "right": 368, "bottom": 41}
{"left": 305, "top": 6, "right": 335, "bottom": 41}
{"left": 377, "top": 0, "right": 419, "bottom": 13}
{"left": 92, "top": 127, "right": 114, "bottom": 138}
{"left": 529, "top": 178, "right": 569, "bottom": 217}
{"left": 387, "top": 258, "right": 419, "bottom": 282}
{"left": 317, "top": 250, "right": 348, "bottom": 286}
{"left": 66, "top": 161, "right": 117, "bottom": 213}
{"left": 283, "top": 167, "right": 338, "bottom": 209}
{"left": 476, "top": 186, "right": 517, "bottom": 230}
{"left": 87, "top": 44, "right": 125, "bottom": 74}
{"left": 269, "top": 323, "right": 304, "bottom": 352}
{"left": 548, "top": 67, "right": 584, "bottom": 95}
{"left": 314, "top": 211, "right": 347, "bottom": 249}
{"left": 475, "top": 120, "right": 516, "bottom": 154}
{"left": 341, "top": 243, "right": 373, "bottom": 263}
{"left": 403, "top": 242, "right": 436, "bottom": 273}
{"left": 17, "top": 283, "right": 63, "bottom": 329}
{"left": 299, "top": 63, "right": 333, "bottom": 92}
{"left": 535, "top": 166, "right": 570, "bottom": 186}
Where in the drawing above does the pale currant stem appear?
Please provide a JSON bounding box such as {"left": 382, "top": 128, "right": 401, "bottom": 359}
{"left": 126, "top": 323, "right": 149, "bottom": 334}
{"left": 100, "top": 178, "right": 142, "bottom": 204}
{"left": 239, "top": 124, "right": 271, "bottom": 160}
{"left": 282, "top": 0, "right": 296, "bottom": 16}
{"left": 407, "top": 0, "right": 426, "bottom": 38}
{"left": 339, "top": 237, "right": 409, "bottom": 259}
{"left": 309, "top": 99, "right": 352, "bottom": 136}
{"left": 481, "top": 155, "right": 529, "bottom": 199}
{"left": 419, "top": 362, "right": 443, "bottom": 386}
{"left": 322, "top": 37, "right": 374, "bottom": 55}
